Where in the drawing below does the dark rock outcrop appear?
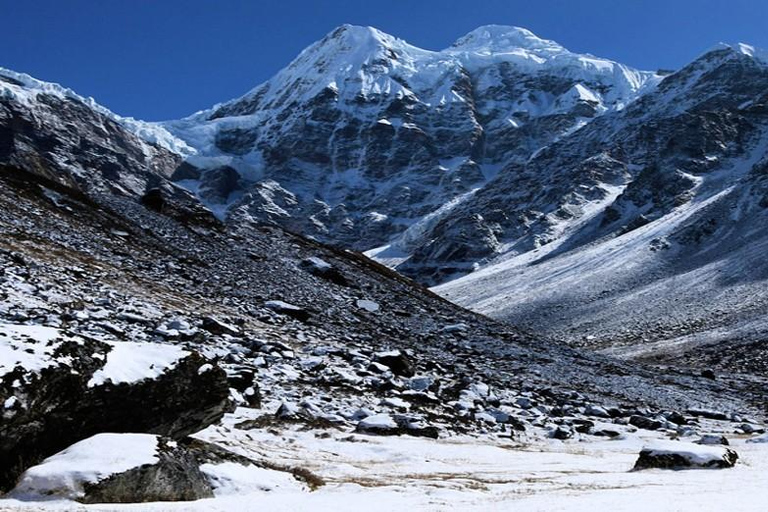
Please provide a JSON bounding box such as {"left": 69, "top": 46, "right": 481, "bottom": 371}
{"left": 0, "top": 336, "right": 230, "bottom": 492}
{"left": 374, "top": 350, "right": 415, "bottom": 377}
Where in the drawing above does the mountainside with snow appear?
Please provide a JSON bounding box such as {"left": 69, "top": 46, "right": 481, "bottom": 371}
{"left": 3, "top": 22, "right": 768, "bottom": 510}
{"left": 4, "top": 66, "right": 766, "bottom": 507}
{"left": 162, "top": 25, "right": 658, "bottom": 250}
{"left": 154, "top": 26, "right": 768, "bottom": 367}
{"left": 435, "top": 44, "right": 768, "bottom": 364}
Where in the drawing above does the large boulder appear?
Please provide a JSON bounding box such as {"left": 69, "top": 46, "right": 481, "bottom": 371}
{"left": 10, "top": 434, "right": 211, "bottom": 503}
{"left": 633, "top": 441, "right": 739, "bottom": 470}
{"left": 9, "top": 434, "right": 308, "bottom": 503}
{"left": 0, "top": 323, "right": 231, "bottom": 491}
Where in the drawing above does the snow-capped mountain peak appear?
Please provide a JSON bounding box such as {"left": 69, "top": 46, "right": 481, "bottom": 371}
{"left": 159, "top": 24, "right": 663, "bottom": 249}
{"left": 449, "top": 25, "right": 565, "bottom": 55}
{"left": 735, "top": 42, "right": 768, "bottom": 63}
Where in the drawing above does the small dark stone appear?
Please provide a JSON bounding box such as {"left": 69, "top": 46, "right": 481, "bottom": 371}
{"left": 374, "top": 350, "right": 415, "bottom": 377}
{"left": 264, "top": 300, "right": 311, "bottom": 322}
{"left": 299, "top": 257, "right": 349, "bottom": 286}
{"left": 140, "top": 188, "right": 165, "bottom": 212}
{"left": 551, "top": 426, "right": 573, "bottom": 440}
{"left": 629, "top": 415, "right": 663, "bottom": 431}
{"left": 201, "top": 316, "right": 239, "bottom": 336}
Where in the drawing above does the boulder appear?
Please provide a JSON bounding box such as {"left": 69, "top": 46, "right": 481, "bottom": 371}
{"left": 356, "top": 299, "right": 380, "bottom": 313}
{"left": 10, "top": 434, "right": 212, "bottom": 503}
{"left": 374, "top": 350, "right": 415, "bottom": 377}
{"left": 0, "top": 324, "right": 231, "bottom": 491}
{"left": 550, "top": 425, "right": 574, "bottom": 440}
{"left": 356, "top": 413, "right": 438, "bottom": 439}
{"left": 687, "top": 408, "right": 729, "bottom": 421}
{"left": 299, "top": 257, "right": 349, "bottom": 286}
{"left": 10, "top": 434, "right": 311, "bottom": 503}
{"left": 585, "top": 405, "right": 611, "bottom": 418}
{"left": 746, "top": 433, "right": 768, "bottom": 444}
{"left": 264, "top": 300, "right": 310, "bottom": 322}
{"left": 201, "top": 316, "right": 240, "bottom": 336}
{"left": 633, "top": 441, "right": 739, "bottom": 470}
{"left": 629, "top": 415, "right": 663, "bottom": 431}
{"left": 696, "top": 435, "right": 729, "bottom": 446}
{"left": 356, "top": 413, "right": 398, "bottom": 435}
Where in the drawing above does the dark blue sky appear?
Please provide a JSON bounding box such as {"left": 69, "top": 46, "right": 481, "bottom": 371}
{"left": 2, "top": 0, "right": 766, "bottom": 120}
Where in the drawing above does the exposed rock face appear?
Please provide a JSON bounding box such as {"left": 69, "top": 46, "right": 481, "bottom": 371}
{"left": 0, "top": 67, "right": 215, "bottom": 231}
{"left": 434, "top": 46, "right": 768, "bottom": 366}
{"left": 414, "top": 48, "right": 768, "bottom": 281}
{"left": 0, "top": 71, "right": 180, "bottom": 196}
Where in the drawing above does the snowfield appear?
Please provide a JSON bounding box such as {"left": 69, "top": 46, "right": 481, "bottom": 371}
{"left": 2, "top": 417, "right": 767, "bottom": 511}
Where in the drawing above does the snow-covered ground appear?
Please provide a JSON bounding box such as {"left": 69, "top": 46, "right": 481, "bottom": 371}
{"left": 2, "top": 424, "right": 766, "bottom": 511}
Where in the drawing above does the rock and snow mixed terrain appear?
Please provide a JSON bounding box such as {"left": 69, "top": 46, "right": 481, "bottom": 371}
{"left": 435, "top": 44, "right": 768, "bottom": 366}
{"left": 1, "top": 22, "right": 768, "bottom": 511}
{"left": 3, "top": 426, "right": 768, "bottom": 511}
{"left": 140, "top": 25, "right": 768, "bottom": 369}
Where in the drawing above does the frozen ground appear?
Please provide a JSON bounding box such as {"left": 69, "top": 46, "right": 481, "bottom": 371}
{"left": 2, "top": 420, "right": 766, "bottom": 512}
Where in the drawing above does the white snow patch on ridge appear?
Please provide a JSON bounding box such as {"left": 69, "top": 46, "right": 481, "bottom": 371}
{"left": 87, "top": 341, "right": 189, "bottom": 387}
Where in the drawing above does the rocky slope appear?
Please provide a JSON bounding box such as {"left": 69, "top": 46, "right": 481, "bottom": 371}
{"left": 1, "top": 61, "right": 767, "bottom": 502}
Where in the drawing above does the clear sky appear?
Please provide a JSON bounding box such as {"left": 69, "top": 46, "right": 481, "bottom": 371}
{"left": 2, "top": 0, "right": 767, "bottom": 121}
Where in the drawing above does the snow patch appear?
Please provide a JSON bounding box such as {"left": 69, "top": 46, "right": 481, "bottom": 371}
{"left": 87, "top": 341, "right": 189, "bottom": 387}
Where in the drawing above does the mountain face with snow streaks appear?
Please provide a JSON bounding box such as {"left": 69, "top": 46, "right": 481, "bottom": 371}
{"left": 163, "top": 24, "right": 658, "bottom": 253}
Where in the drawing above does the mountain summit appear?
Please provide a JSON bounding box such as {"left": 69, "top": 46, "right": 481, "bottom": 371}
{"left": 449, "top": 25, "right": 566, "bottom": 53}
{"left": 162, "top": 24, "right": 657, "bottom": 257}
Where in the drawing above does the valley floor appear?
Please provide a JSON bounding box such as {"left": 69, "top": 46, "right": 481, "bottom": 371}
{"left": 2, "top": 422, "right": 766, "bottom": 512}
